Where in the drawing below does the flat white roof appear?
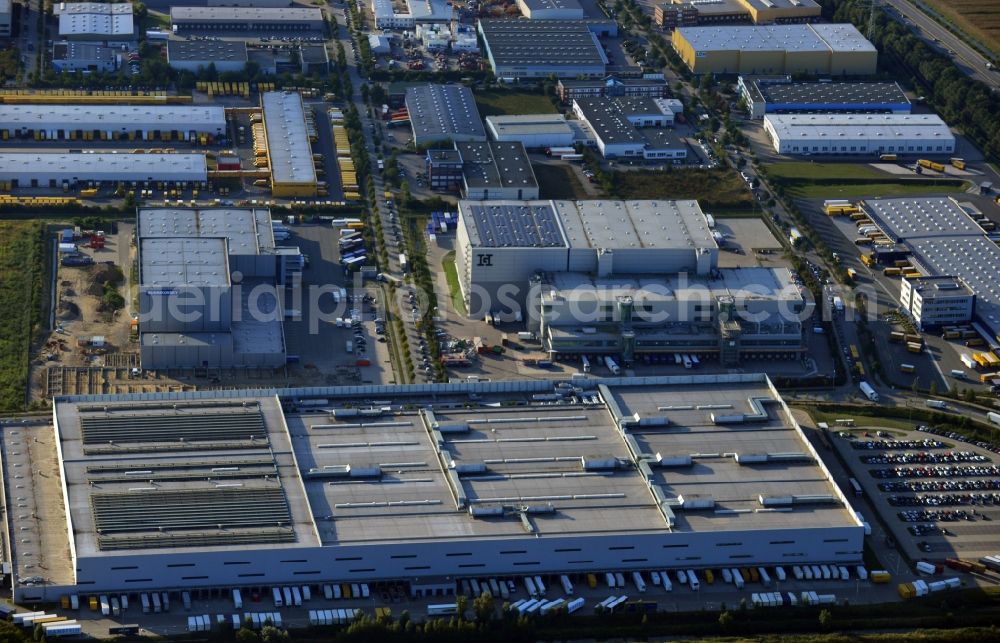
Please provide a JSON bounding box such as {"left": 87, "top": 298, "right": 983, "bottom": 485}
{"left": 372, "top": 0, "right": 452, "bottom": 21}
{"left": 486, "top": 113, "right": 574, "bottom": 137}
{"left": 0, "top": 104, "right": 225, "bottom": 131}
{"left": 677, "top": 23, "right": 875, "bottom": 53}
{"left": 0, "top": 153, "right": 208, "bottom": 181}
{"left": 171, "top": 6, "right": 323, "bottom": 22}
{"left": 261, "top": 92, "right": 317, "bottom": 186}
{"left": 765, "top": 113, "right": 954, "bottom": 143}
{"left": 56, "top": 2, "right": 134, "bottom": 38}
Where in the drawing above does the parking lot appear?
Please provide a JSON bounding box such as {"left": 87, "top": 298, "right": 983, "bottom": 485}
{"left": 832, "top": 424, "right": 1000, "bottom": 563}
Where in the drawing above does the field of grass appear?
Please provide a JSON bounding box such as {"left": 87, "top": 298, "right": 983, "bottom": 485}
{"left": 786, "top": 180, "right": 970, "bottom": 199}
{"left": 532, "top": 163, "right": 591, "bottom": 199}
{"left": 765, "top": 162, "right": 889, "bottom": 180}
{"left": 924, "top": 0, "right": 1000, "bottom": 58}
{"left": 0, "top": 221, "right": 45, "bottom": 411}
{"left": 612, "top": 168, "right": 753, "bottom": 208}
{"left": 474, "top": 90, "right": 558, "bottom": 117}
{"left": 441, "top": 251, "right": 467, "bottom": 316}
{"left": 141, "top": 10, "right": 171, "bottom": 31}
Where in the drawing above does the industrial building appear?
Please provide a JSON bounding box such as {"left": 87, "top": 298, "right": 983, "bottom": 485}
{"left": 0, "top": 0, "right": 13, "bottom": 37}
{"left": 861, "top": 197, "right": 1000, "bottom": 340}
{"left": 54, "top": 2, "right": 136, "bottom": 43}
{"left": 426, "top": 140, "right": 539, "bottom": 199}
{"left": 8, "top": 374, "right": 864, "bottom": 602}
{"left": 763, "top": 113, "right": 955, "bottom": 156}
{"left": 455, "top": 199, "right": 718, "bottom": 318}
{"left": 533, "top": 269, "right": 807, "bottom": 362}
{"left": 572, "top": 97, "right": 687, "bottom": 161}
{"left": 478, "top": 19, "right": 610, "bottom": 80}
{"left": 299, "top": 43, "right": 330, "bottom": 74}
{"left": 207, "top": 0, "right": 290, "bottom": 5}
{"left": 170, "top": 6, "right": 325, "bottom": 34}
{"left": 0, "top": 153, "right": 208, "bottom": 187}
{"left": 485, "top": 113, "right": 588, "bottom": 149}
{"left": 167, "top": 39, "right": 249, "bottom": 73}
{"left": 671, "top": 23, "right": 877, "bottom": 75}
{"left": 517, "top": 0, "right": 584, "bottom": 20}
{"left": 51, "top": 42, "right": 119, "bottom": 73}
{"left": 556, "top": 76, "right": 669, "bottom": 103}
{"left": 738, "top": 76, "right": 911, "bottom": 119}
{"left": 261, "top": 91, "right": 318, "bottom": 197}
{"left": 371, "top": 0, "right": 453, "bottom": 30}
{"left": 137, "top": 208, "right": 298, "bottom": 369}
{"left": 405, "top": 84, "right": 487, "bottom": 145}
{"left": 900, "top": 275, "right": 974, "bottom": 330}
{"left": 0, "top": 104, "right": 227, "bottom": 140}
{"left": 655, "top": 0, "right": 820, "bottom": 28}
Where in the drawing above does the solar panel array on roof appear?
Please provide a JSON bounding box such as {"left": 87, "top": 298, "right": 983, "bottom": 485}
{"left": 78, "top": 408, "right": 266, "bottom": 446}
{"left": 467, "top": 203, "right": 566, "bottom": 248}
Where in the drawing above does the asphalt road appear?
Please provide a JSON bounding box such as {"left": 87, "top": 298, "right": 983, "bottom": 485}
{"left": 883, "top": 0, "right": 999, "bottom": 90}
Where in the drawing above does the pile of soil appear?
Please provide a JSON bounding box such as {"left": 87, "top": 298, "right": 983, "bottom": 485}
{"left": 86, "top": 264, "right": 124, "bottom": 297}
{"left": 58, "top": 300, "right": 80, "bottom": 320}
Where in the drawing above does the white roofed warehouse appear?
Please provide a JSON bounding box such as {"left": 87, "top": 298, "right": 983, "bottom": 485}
{"left": 54, "top": 2, "right": 136, "bottom": 42}
{"left": 170, "top": 6, "right": 325, "bottom": 35}
{"left": 7, "top": 376, "right": 863, "bottom": 603}
{"left": 763, "top": 114, "right": 955, "bottom": 156}
{"left": 0, "top": 153, "right": 208, "bottom": 187}
{"left": 261, "top": 91, "right": 318, "bottom": 197}
{"left": 0, "top": 104, "right": 227, "bottom": 141}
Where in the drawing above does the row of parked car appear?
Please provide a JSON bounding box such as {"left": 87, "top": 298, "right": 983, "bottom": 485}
{"left": 879, "top": 479, "right": 1000, "bottom": 492}
{"left": 870, "top": 464, "right": 1000, "bottom": 479}
{"left": 898, "top": 509, "right": 977, "bottom": 523}
{"left": 849, "top": 438, "right": 945, "bottom": 450}
{"left": 917, "top": 426, "right": 1000, "bottom": 455}
{"left": 888, "top": 493, "right": 1000, "bottom": 508}
{"left": 861, "top": 451, "right": 989, "bottom": 465}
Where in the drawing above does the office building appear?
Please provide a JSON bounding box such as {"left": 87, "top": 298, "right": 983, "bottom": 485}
{"left": 137, "top": 208, "right": 299, "bottom": 369}
{"left": 672, "top": 23, "right": 877, "bottom": 75}
{"left": 572, "top": 97, "right": 687, "bottom": 161}
{"left": 900, "top": 275, "right": 974, "bottom": 330}
{"left": 738, "top": 76, "right": 911, "bottom": 119}
{"left": 405, "top": 84, "right": 487, "bottom": 145}
{"left": 371, "top": 0, "right": 453, "bottom": 30}
{"left": 426, "top": 141, "right": 539, "bottom": 198}
{"left": 763, "top": 114, "right": 955, "bottom": 156}
{"left": 8, "top": 375, "right": 863, "bottom": 602}
{"left": 517, "top": 0, "right": 584, "bottom": 20}
{"left": 170, "top": 6, "right": 325, "bottom": 34}
{"left": 167, "top": 40, "right": 249, "bottom": 73}
{"left": 54, "top": 2, "right": 136, "bottom": 43}
{"left": 556, "top": 76, "right": 669, "bottom": 103}
{"left": 862, "top": 197, "right": 1000, "bottom": 340}
{"left": 51, "top": 42, "right": 120, "bottom": 73}
{"left": 478, "top": 19, "right": 610, "bottom": 80}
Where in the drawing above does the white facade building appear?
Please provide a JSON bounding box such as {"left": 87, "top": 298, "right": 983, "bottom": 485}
{"left": 0, "top": 153, "right": 208, "bottom": 186}
{"left": 899, "top": 275, "right": 974, "bottom": 330}
{"left": 0, "top": 104, "right": 227, "bottom": 139}
{"left": 54, "top": 2, "right": 136, "bottom": 43}
{"left": 517, "top": 0, "right": 585, "bottom": 20}
{"left": 372, "top": 0, "right": 453, "bottom": 30}
{"left": 485, "top": 114, "right": 578, "bottom": 148}
{"left": 763, "top": 113, "right": 955, "bottom": 156}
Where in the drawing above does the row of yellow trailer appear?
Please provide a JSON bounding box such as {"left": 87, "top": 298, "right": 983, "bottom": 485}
{"left": 916, "top": 158, "right": 966, "bottom": 172}
{"left": 0, "top": 195, "right": 80, "bottom": 207}
{"left": 195, "top": 82, "right": 277, "bottom": 96}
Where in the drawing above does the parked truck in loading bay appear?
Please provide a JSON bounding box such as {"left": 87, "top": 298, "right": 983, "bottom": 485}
{"left": 859, "top": 381, "right": 879, "bottom": 402}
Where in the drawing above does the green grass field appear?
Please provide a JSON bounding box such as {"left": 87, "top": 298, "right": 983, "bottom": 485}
{"left": 441, "top": 251, "right": 467, "bottom": 316}
{"left": 141, "top": 11, "right": 171, "bottom": 31}
{"left": 786, "top": 181, "right": 971, "bottom": 199}
{"left": 532, "top": 163, "right": 591, "bottom": 199}
{"left": 0, "top": 221, "right": 45, "bottom": 411}
{"left": 474, "top": 90, "right": 558, "bottom": 117}
{"left": 613, "top": 168, "right": 753, "bottom": 208}
{"left": 765, "top": 162, "right": 889, "bottom": 180}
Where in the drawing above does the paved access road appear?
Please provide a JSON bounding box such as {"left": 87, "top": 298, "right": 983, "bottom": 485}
{"left": 883, "top": 0, "right": 999, "bottom": 90}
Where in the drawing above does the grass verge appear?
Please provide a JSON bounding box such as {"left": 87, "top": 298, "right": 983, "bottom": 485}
{"left": 922, "top": 0, "right": 1000, "bottom": 59}
{"left": 474, "top": 90, "right": 558, "bottom": 117}
{"left": 786, "top": 181, "right": 970, "bottom": 199}
{"left": 612, "top": 168, "right": 753, "bottom": 208}
{"left": 441, "top": 251, "right": 466, "bottom": 316}
{"left": 0, "top": 221, "right": 45, "bottom": 411}
{"left": 765, "top": 162, "right": 890, "bottom": 180}
{"left": 532, "top": 162, "right": 592, "bottom": 199}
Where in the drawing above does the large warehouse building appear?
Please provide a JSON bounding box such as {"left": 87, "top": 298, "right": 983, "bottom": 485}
{"left": 478, "top": 19, "right": 610, "bottom": 80}
{"left": 170, "top": 6, "right": 325, "bottom": 34}
{"left": 485, "top": 113, "right": 588, "bottom": 148}
{"left": 455, "top": 199, "right": 719, "bottom": 319}
{"left": 572, "top": 97, "right": 687, "bottom": 161}
{"left": 261, "top": 91, "right": 318, "bottom": 197}
{"left": 861, "top": 197, "right": 1000, "bottom": 340}
{"left": 167, "top": 39, "right": 249, "bottom": 73}
{"left": 672, "top": 23, "right": 877, "bottom": 75}
{"left": 738, "top": 76, "right": 911, "bottom": 119}
{"left": 0, "top": 104, "right": 227, "bottom": 140}
{"left": 517, "top": 0, "right": 585, "bottom": 20}
{"left": 656, "top": 0, "right": 821, "bottom": 28}
{"left": 137, "top": 207, "right": 298, "bottom": 369}
{"left": 7, "top": 375, "right": 864, "bottom": 602}
{"left": 405, "top": 84, "right": 487, "bottom": 145}
{"left": 0, "top": 153, "right": 208, "bottom": 187}
{"left": 54, "top": 2, "right": 136, "bottom": 43}
{"left": 763, "top": 113, "right": 955, "bottom": 156}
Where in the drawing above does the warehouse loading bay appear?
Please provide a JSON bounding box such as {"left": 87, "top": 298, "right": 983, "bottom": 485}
{"left": 37, "top": 221, "right": 392, "bottom": 399}
{"left": 801, "top": 195, "right": 1000, "bottom": 395}
{"left": 427, "top": 216, "right": 837, "bottom": 383}
{"left": 7, "top": 378, "right": 990, "bottom": 639}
